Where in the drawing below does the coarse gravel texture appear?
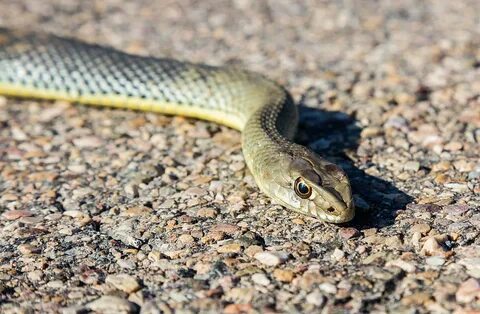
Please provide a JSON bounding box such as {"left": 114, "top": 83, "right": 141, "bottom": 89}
{"left": 0, "top": 0, "right": 479, "bottom": 313}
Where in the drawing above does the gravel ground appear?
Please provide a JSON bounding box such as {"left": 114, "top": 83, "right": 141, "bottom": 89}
{"left": 0, "top": 0, "right": 479, "bottom": 313}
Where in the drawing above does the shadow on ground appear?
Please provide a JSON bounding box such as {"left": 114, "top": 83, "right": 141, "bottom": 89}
{"left": 296, "top": 102, "right": 413, "bottom": 230}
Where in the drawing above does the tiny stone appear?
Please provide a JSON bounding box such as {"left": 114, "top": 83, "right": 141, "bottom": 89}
{"left": 251, "top": 273, "right": 270, "bottom": 286}
{"left": 210, "top": 223, "right": 240, "bottom": 235}
{"left": 177, "top": 234, "right": 195, "bottom": 245}
{"left": 331, "top": 248, "right": 345, "bottom": 261}
{"left": 421, "top": 237, "right": 447, "bottom": 256}
{"left": 425, "top": 256, "right": 445, "bottom": 267}
{"left": 339, "top": 227, "right": 360, "bottom": 239}
{"left": 2, "top": 210, "right": 34, "bottom": 220}
{"left": 196, "top": 207, "right": 217, "bottom": 218}
{"left": 444, "top": 204, "right": 470, "bottom": 215}
{"left": 305, "top": 290, "right": 325, "bottom": 306}
{"left": 87, "top": 296, "right": 138, "bottom": 313}
{"left": 63, "top": 210, "right": 88, "bottom": 219}
{"left": 244, "top": 245, "right": 263, "bottom": 257}
{"left": 455, "top": 278, "right": 480, "bottom": 303}
{"left": 106, "top": 274, "right": 141, "bottom": 293}
{"left": 18, "top": 244, "right": 40, "bottom": 255}
{"left": 72, "top": 136, "right": 103, "bottom": 148}
{"left": 273, "top": 269, "right": 294, "bottom": 283}
{"left": 386, "top": 259, "right": 416, "bottom": 273}
{"left": 117, "top": 259, "right": 136, "bottom": 270}
{"left": 27, "top": 270, "right": 44, "bottom": 282}
{"left": 254, "top": 251, "right": 288, "bottom": 266}
{"left": 47, "top": 280, "right": 64, "bottom": 289}
{"left": 410, "top": 223, "right": 431, "bottom": 235}
{"left": 404, "top": 161, "right": 420, "bottom": 172}
{"left": 318, "top": 282, "right": 337, "bottom": 294}
{"left": 217, "top": 243, "right": 242, "bottom": 254}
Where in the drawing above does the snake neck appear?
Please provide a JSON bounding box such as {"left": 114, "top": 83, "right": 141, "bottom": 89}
{"left": 241, "top": 88, "right": 299, "bottom": 189}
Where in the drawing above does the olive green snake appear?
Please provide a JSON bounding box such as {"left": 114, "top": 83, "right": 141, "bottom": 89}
{"left": 0, "top": 28, "right": 354, "bottom": 223}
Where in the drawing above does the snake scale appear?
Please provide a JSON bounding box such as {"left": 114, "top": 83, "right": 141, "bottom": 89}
{"left": 0, "top": 28, "right": 354, "bottom": 223}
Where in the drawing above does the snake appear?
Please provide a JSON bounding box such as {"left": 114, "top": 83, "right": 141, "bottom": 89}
{"left": 0, "top": 28, "right": 354, "bottom": 223}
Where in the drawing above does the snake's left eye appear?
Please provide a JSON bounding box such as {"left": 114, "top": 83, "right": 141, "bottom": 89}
{"left": 294, "top": 177, "right": 312, "bottom": 199}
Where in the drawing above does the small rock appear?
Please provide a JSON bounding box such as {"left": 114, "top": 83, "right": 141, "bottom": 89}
{"left": 224, "top": 304, "right": 253, "bottom": 314}
{"left": 410, "top": 223, "right": 431, "bottom": 235}
{"left": 386, "top": 259, "right": 416, "bottom": 273}
{"left": 421, "top": 237, "right": 447, "bottom": 256}
{"left": 431, "top": 161, "right": 452, "bottom": 172}
{"left": 86, "top": 296, "right": 138, "bottom": 313}
{"left": 124, "top": 184, "right": 139, "bottom": 198}
{"left": 210, "top": 223, "right": 240, "bottom": 235}
{"left": 106, "top": 274, "right": 141, "bottom": 293}
{"left": 73, "top": 136, "right": 103, "bottom": 148}
{"left": 339, "top": 227, "right": 360, "bottom": 239}
{"left": 251, "top": 273, "right": 270, "bottom": 286}
{"left": 459, "top": 258, "right": 480, "bottom": 278}
{"left": 196, "top": 207, "right": 217, "bottom": 218}
{"left": 244, "top": 245, "right": 263, "bottom": 257}
{"left": 18, "top": 244, "right": 40, "bottom": 255}
{"left": 331, "top": 248, "right": 345, "bottom": 261}
{"left": 455, "top": 278, "right": 480, "bottom": 303}
{"left": 117, "top": 259, "right": 136, "bottom": 270}
{"left": 177, "top": 234, "right": 195, "bottom": 245}
{"left": 254, "top": 251, "right": 289, "bottom": 266}
{"left": 425, "top": 256, "right": 445, "bottom": 267}
{"left": 63, "top": 210, "right": 88, "bottom": 219}
{"left": 47, "top": 280, "right": 64, "bottom": 289}
{"left": 404, "top": 161, "right": 420, "bottom": 172}
{"left": 217, "top": 243, "right": 242, "bottom": 254}
{"left": 444, "top": 204, "right": 470, "bottom": 215}
{"left": 273, "top": 269, "right": 294, "bottom": 283}
{"left": 122, "top": 206, "right": 152, "bottom": 217}
{"left": 318, "top": 282, "right": 337, "bottom": 294}
{"left": 444, "top": 141, "right": 462, "bottom": 151}
{"left": 305, "top": 290, "right": 325, "bottom": 306}
{"left": 2, "top": 210, "right": 34, "bottom": 220}
{"left": 27, "top": 270, "right": 44, "bottom": 282}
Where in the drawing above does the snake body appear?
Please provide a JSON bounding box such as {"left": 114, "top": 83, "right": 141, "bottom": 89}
{"left": 0, "top": 28, "right": 354, "bottom": 223}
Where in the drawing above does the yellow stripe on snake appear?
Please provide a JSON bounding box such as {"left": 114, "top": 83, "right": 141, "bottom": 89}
{"left": 0, "top": 28, "right": 354, "bottom": 223}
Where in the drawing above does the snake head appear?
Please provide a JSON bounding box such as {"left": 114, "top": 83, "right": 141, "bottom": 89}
{"left": 276, "top": 149, "right": 354, "bottom": 223}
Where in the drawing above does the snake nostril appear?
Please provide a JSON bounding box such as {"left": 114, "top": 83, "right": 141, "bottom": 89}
{"left": 327, "top": 207, "right": 335, "bottom": 213}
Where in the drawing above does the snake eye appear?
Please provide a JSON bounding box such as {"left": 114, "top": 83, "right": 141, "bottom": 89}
{"left": 294, "top": 177, "right": 312, "bottom": 199}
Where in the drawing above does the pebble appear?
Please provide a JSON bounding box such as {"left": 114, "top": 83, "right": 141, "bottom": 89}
{"left": 404, "top": 161, "right": 420, "bottom": 172}
{"left": 318, "top": 282, "right": 337, "bottom": 294}
{"left": 305, "top": 290, "right": 325, "bottom": 306}
{"left": 18, "top": 244, "right": 40, "bottom": 255}
{"left": 421, "top": 237, "right": 447, "bottom": 256}
{"left": 105, "top": 274, "right": 141, "bottom": 293}
{"left": 425, "top": 256, "right": 445, "bottom": 267}
{"left": 72, "top": 136, "right": 103, "bottom": 148}
{"left": 217, "top": 243, "right": 242, "bottom": 254}
{"left": 273, "top": 269, "right": 294, "bottom": 283}
{"left": 86, "top": 296, "right": 138, "bottom": 313}
{"left": 410, "top": 223, "right": 431, "bottom": 235}
{"left": 339, "top": 227, "right": 360, "bottom": 239}
{"left": 386, "top": 259, "right": 416, "bottom": 273}
{"left": 331, "top": 248, "right": 345, "bottom": 261}
{"left": 117, "top": 259, "right": 136, "bottom": 270}
{"left": 254, "top": 251, "right": 289, "bottom": 266}
{"left": 455, "top": 278, "right": 480, "bottom": 303}
{"left": 177, "top": 234, "right": 195, "bottom": 245}
{"left": 2, "top": 210, "right": 34, "bottom": 220}
{"left": 251, "top": 273, "right": 270, "bottom": 286}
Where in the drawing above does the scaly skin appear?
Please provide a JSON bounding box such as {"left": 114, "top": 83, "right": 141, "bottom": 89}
{"left": 0, "top": 28, "right": 354, "bottom": 223}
